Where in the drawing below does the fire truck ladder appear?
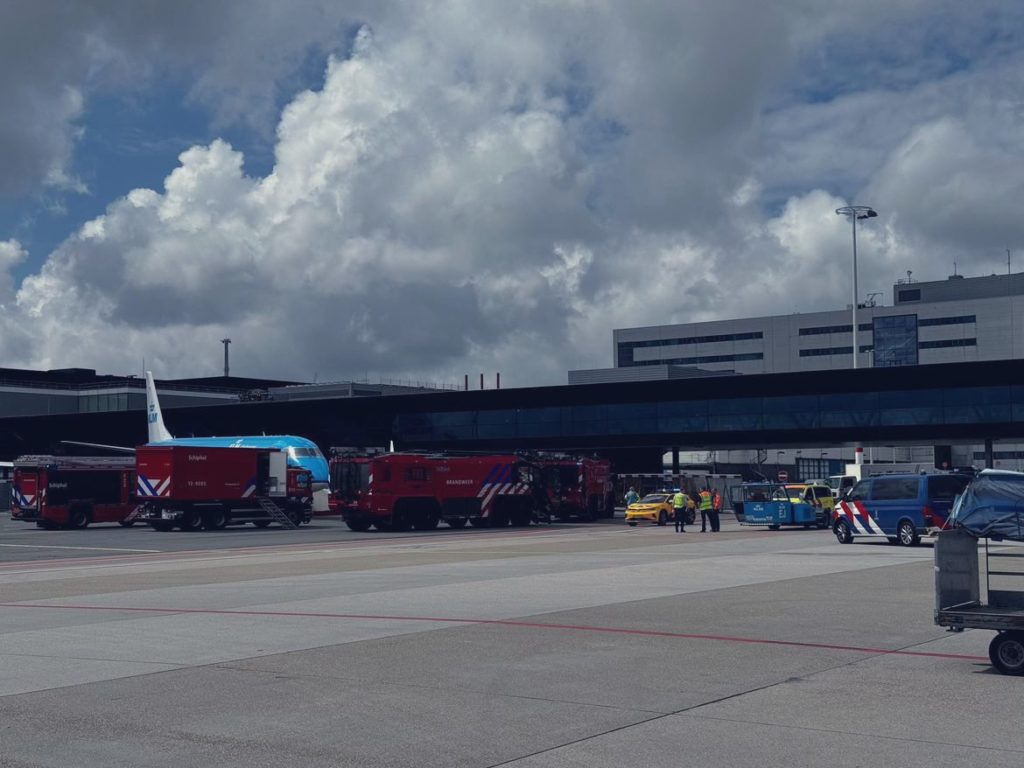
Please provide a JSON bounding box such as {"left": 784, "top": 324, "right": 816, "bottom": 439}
{"left": 254, "top": 496, "right": 299, "bottom": 529}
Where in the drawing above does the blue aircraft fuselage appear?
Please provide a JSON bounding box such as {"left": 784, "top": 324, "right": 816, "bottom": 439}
{"left": 148, "top": 435, "right": 328, "bottom": 485}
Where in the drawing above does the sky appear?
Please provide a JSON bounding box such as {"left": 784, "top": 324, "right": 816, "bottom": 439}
{"left": 2, "top": 1, "right": 1024, "bottom": 387}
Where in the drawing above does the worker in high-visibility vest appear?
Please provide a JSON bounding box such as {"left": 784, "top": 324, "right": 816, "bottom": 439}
{"left": 699, "top": 488, "right": 713, "bottom": 533}
{"left": 672, "top": 489, "right": 687, "bottom": 532}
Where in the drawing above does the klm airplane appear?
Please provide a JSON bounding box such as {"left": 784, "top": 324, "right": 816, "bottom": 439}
{"left": 144, "top": 372, "right": 330, "bottom": 510}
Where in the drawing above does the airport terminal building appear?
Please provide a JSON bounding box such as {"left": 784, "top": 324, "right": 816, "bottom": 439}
{"left": 613, "top": 272, "right": 1024, "bottom": 375}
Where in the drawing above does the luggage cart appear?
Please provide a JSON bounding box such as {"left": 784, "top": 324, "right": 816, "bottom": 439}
{"left": 934, "top": 529, "right": 1024, "bottom": 675}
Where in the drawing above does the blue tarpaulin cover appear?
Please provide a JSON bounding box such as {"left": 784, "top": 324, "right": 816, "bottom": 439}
{"left": 950, "top": 469, "right": 1024, "bottom": 541}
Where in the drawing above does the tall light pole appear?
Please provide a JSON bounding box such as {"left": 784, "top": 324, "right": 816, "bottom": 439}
{"left": 835, "top": 205, "right": 878, "bottom": 369}
{"left": 221, "top": 338, "right": 231, "bottom": 377}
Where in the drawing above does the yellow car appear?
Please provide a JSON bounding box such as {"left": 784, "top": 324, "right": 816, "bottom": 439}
{"left": 784, "top": 483, "right": 835, "bottom": 528}
{"left": 625, "top": 492, "right": 677, "bottom": 526}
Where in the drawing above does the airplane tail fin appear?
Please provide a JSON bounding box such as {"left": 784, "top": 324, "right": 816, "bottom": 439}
{"left": 145, "top": 371, "right": 174, "bottom": 443}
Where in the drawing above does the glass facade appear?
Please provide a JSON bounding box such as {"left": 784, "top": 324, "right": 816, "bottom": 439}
{"left": 395, "top": 384, "right": 1022, "bottom": 443}
{"left": 872, "top": 314, "right": 919, "bottom": 367}
{"left": 79, "top": 391, "right": 132, "bottom": 413}
{"left": 617, "top": 333, "right": 763, "bottom": 366}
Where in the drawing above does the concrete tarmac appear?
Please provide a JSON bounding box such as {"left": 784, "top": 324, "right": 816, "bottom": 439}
{"left": 0, "top": 515, "right": 1019, "bottom": 767}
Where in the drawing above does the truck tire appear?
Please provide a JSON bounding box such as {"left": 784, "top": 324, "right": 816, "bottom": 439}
{"left": 118, "top": 520, "right": 136, "bottom": 528}
{"left": 180, "top": 510, "right": 204, "bottom": 532}
{"left": 446, "top": 518, "right": 468, "bottom": 529}
{"left": 345, "top": 520, "right": 372, "bottom": 532}
{"left": 252, "top": 520, "right": 272, "bottom": 528}
{"left": 149, "top": 521, "right": 174, "bottom": 532}
{"left": 468, "top": 518, "right": 487, "bottom": 528}
{"left": 989, "top": 632, "right": 1024, "bottom": 675}
{"left": 67, "top": 506, "right": 90, "bottom": 530}
{"left": 202, "top": 510, "right": 228, "bottom": 531}
{"left": 897, "top": 520, "right": 920, "bottom": 547}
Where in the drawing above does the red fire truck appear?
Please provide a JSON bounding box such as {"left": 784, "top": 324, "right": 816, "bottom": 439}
{"left": 135, "top": 445, "right": 313, "bottom": 531}
{"left": 330, "top": 451, "right": 549, "bottom": 532}
{"left": 535, "top": 455, "right": 615, "bottom": 521}
{"left": 10, "top": 455, "right": 138, "bottom": 529}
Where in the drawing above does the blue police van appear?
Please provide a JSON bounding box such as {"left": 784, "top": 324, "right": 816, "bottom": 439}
{"left": 832, "top": 472, "right": 971, "bottom": 546}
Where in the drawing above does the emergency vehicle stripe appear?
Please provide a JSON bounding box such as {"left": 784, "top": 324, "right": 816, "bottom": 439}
{"left": 854, "top": 500, "right": 886, "bottom": 536}
{"left": 482, "top": 465, "right": 500, "bottom": 485}
{"left": 840, "top": 500, "right": 872, "bottom": 536}
{"left": 477, "top": 483, "right": 491, "bottom": 498}
{"left": 138, "top": 475, "right": 158, "bottom": 497}
{"left": 242, "top": 485, "right": 256, "bottom": 498}
{"left": 480, "top": 484, "right": 501, "bottom": 515}
{"left": 156, "top": 477, "right": 171, "bottom": 497}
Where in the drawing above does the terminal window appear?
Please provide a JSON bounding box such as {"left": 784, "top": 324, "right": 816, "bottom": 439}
{"left": 872, "top": 314, "right": 918, "bottom": 367}
{"left": 897, "top": 288, "right": 921, "bottom": 302}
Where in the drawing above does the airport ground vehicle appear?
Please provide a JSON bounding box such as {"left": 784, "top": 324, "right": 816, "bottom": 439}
{"left": 734, "top": 482, "right": 824, "bottom": 530}
{"left": 625, "top": 492, "right": 682, "bottom": 526}
{"left": 331, "top": 451, "right": 547, "bottom": 531}
{"left": 10, "top": 455, "right": 137, "bottom": 529}
{"left": 537, "top": 455, "right": 614, "bottom": 521}
{"left": 135, "top": 445, "right": 313, "bottom": 531}
{"left": 832, "top": 472, "right": 970, "bottom": 546}
{"left": 784, "top": 483, "right": 834, "bottom": 528}
{"left": 935, "top": 531, "right": 1024, "bottom": 675}
{"left": 935, "top": 472, "right": 1024, "bottom": 675}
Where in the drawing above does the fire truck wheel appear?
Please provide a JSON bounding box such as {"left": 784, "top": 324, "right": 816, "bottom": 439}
{"left": 180, "top": 510, "right": 204, "bottom": 532}
{"left": 413, "top": 514, "right": 440, "bottom": 531}
{"left": 344, "top": 520, "right": 372, "bottom": 532}
{"left": 468, "top": 518, "right": 487, "bottom": 528}
{"left": 67, "top": 506, "right": 89, "bottom": 530}
{"left": 35, "top": 520, "right": 54, "bottom": 529}
{"left": 149, "top": 521, "right": 174, "bottom": 532}
{"left": 202, "top": 510, "right": 228, "bottom": 531}
{"left": 989, "top": 632, "right": 1024, "bottom": 675}
{"left": 286, "top": 508, "right": 304, "bottom": 527}
{"left": 118, "top": 520, "right": 136, "bottom": 527}
{"left": 390, "top": 514, "right": 411, "bottom": 532}
{"left": 252, "top": 520, "right": 273, "bottom": 528}
{"left": 446, "top": 518, "right": 467, "bottom": 529}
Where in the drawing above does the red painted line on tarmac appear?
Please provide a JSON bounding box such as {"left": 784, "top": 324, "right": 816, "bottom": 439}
{"left": 0, "top": 602, "right": 989, "bottom": 662}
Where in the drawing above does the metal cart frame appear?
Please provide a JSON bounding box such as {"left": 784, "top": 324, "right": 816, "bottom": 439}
{"left": 934, "top": 529, "right": 1024, "bottom": 675}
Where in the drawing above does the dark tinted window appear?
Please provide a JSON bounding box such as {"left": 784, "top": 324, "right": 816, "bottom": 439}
{"left": 847, "top": 481, "right": 871, "bottom": 501}
{"left": 927, "top": 475, "right": 970, "bottom": 502}
{"left": 898, "top": 288, "right": 921, "bottom": 302}
{"left": 871, "top": 477, "right": 920, "bottom": 500}
{"left": 405, "top": 466, "right": 430, "bottom": 482}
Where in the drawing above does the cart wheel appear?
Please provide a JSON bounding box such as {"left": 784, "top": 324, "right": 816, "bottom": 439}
{"left": 833, "top": 519, "right": 853, "bottom": 544}
{"left": 897, "top": 520, "right": 920, "bottom": 547}
{"left": 768, "top": 524, "right": 780, "bottom": 531}
{"left": 989, "top": 632, "right": 1024, "bottom": 676}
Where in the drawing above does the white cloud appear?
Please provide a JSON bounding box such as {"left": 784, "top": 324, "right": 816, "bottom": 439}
{"left": 1, "top": 2, "right": 1023, "bottom": 385}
